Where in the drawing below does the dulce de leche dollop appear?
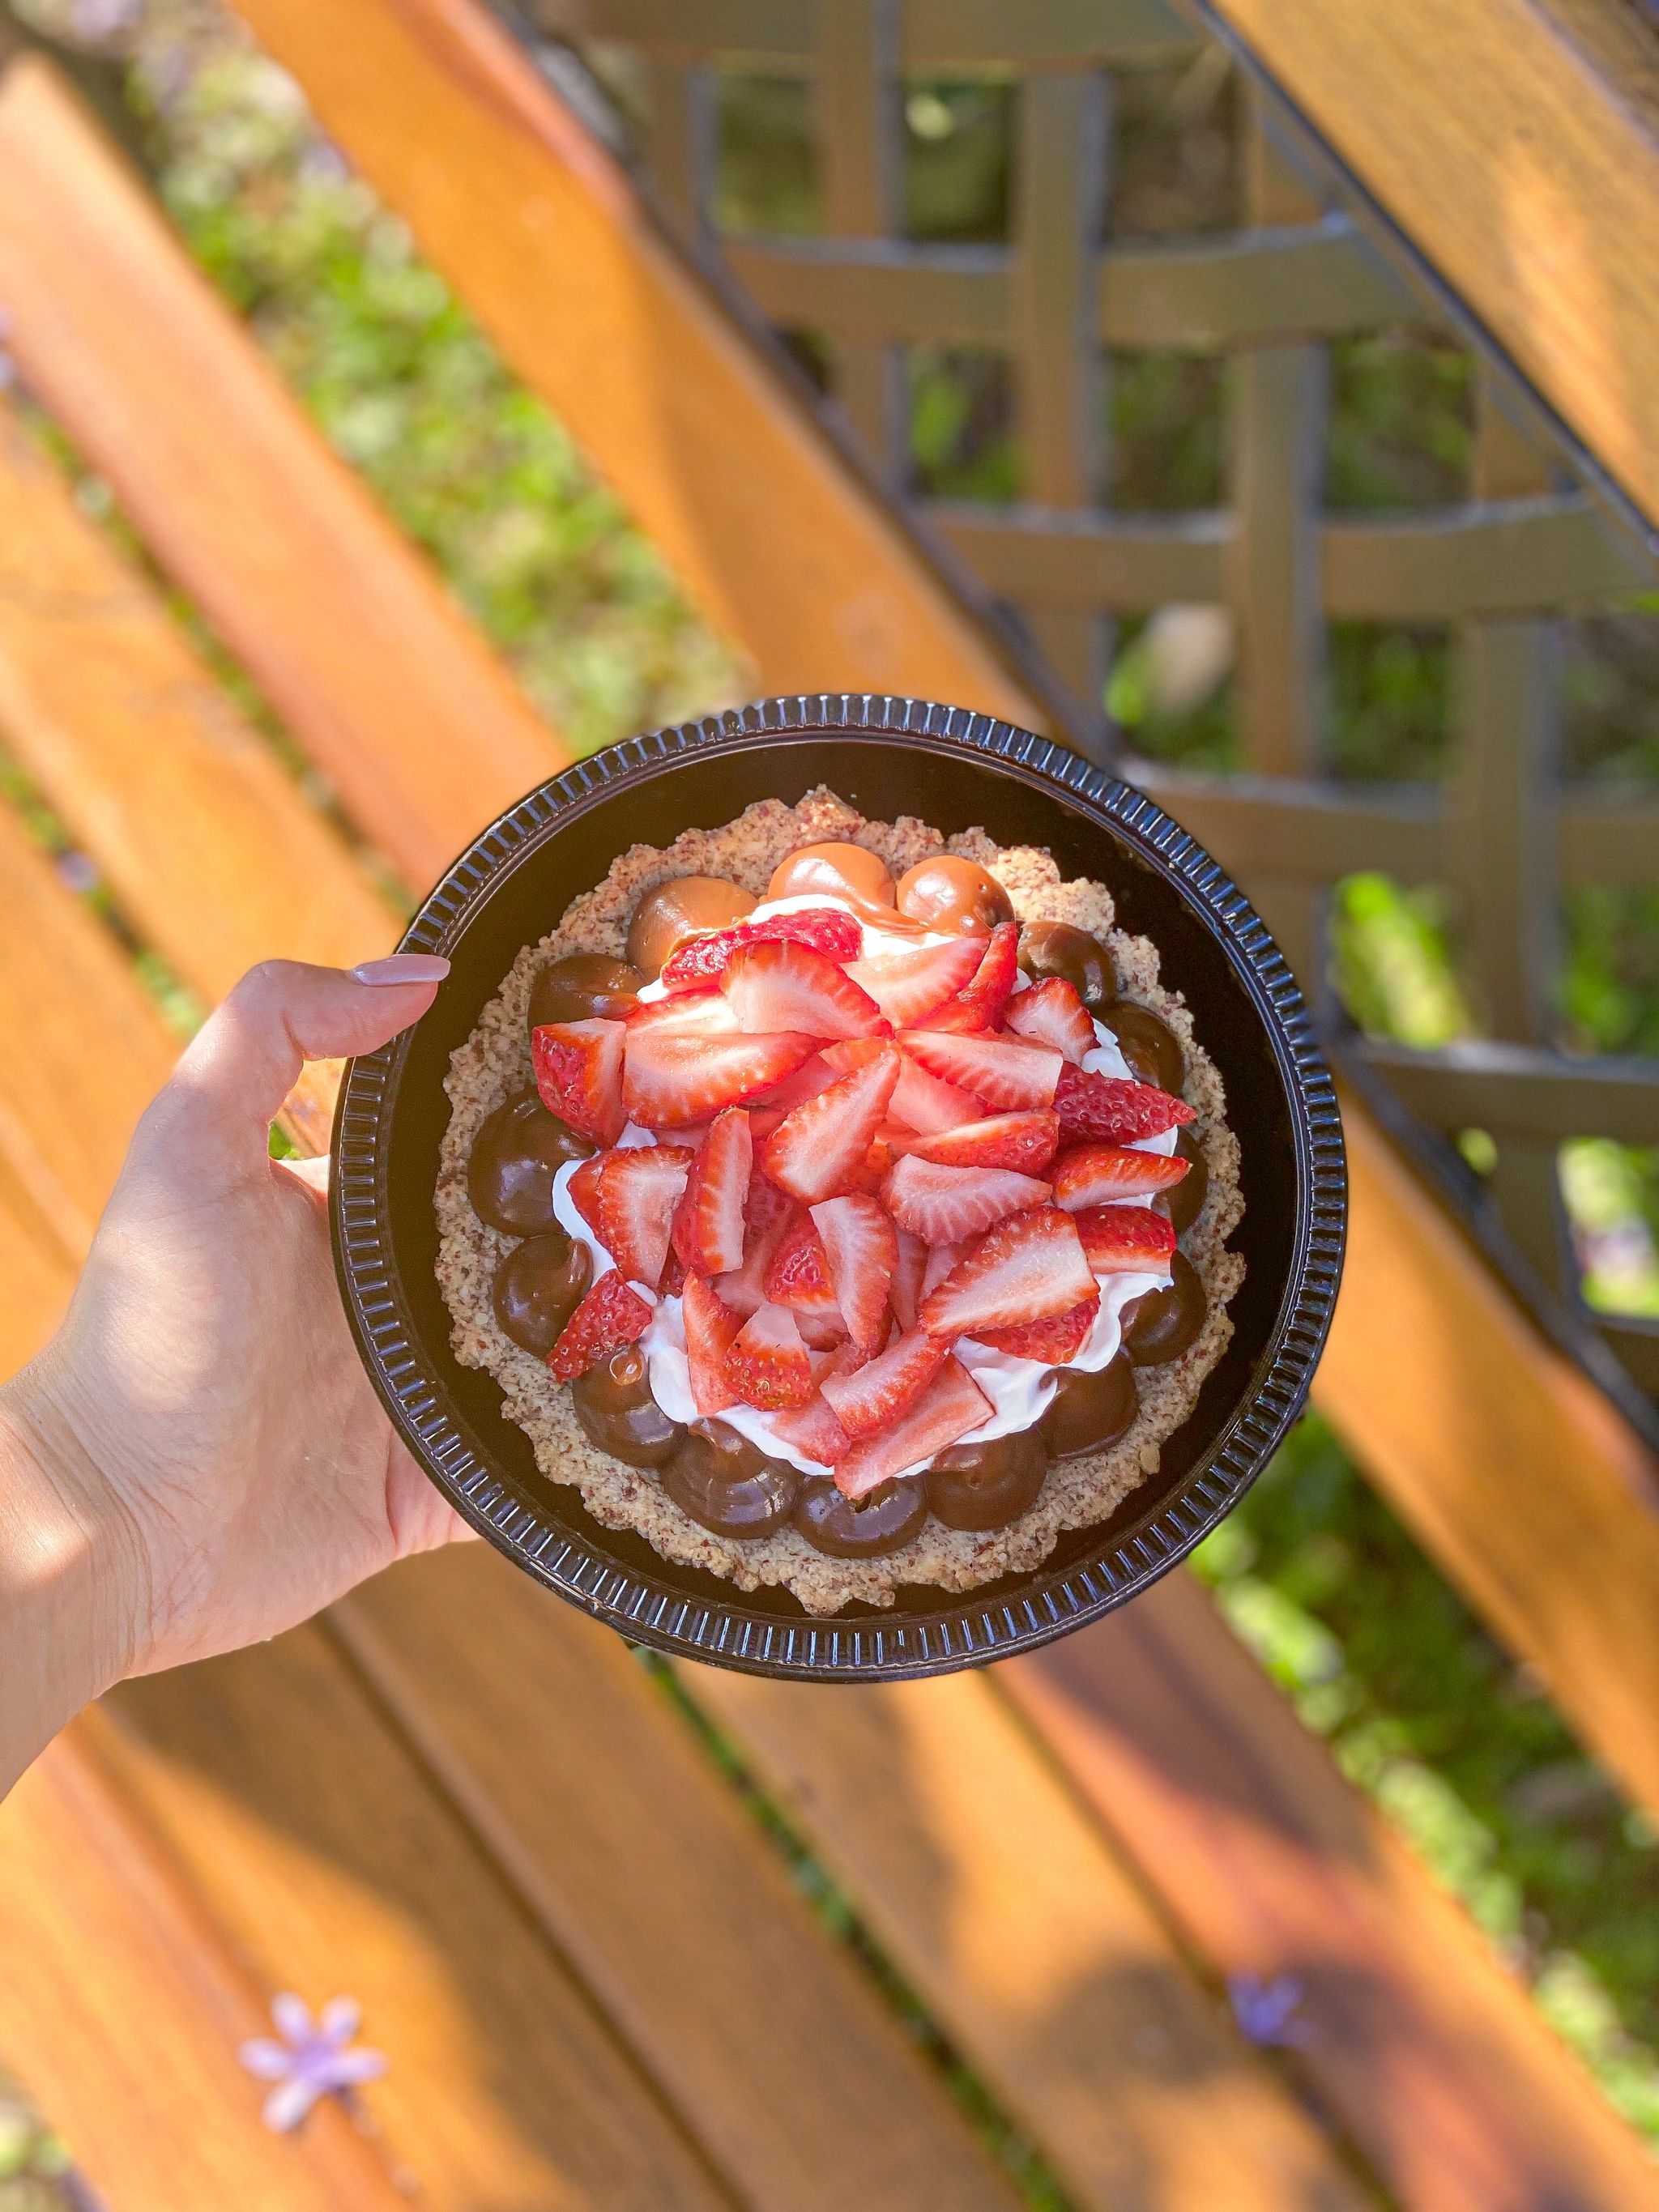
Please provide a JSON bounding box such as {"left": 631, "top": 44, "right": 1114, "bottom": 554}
{"left": 895, "top": 855, "right": 1014, "bottom": 936}
{"left": 626, "top": 876, "right": 757, "bottom": 977}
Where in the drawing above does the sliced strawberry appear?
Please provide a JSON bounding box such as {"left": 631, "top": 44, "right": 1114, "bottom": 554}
{"left": 679, "top": 1273, "right": 741, "bottom": 1415}
{"left": 548, "top": 1272, "right": 655, "bottom": 1380}
{"left": 624, "top": 988, "right": 741, "bottom": 1038}
{"left": 1054, "top": 1062, "right": 1195, "bottom": 1143}
{"left": 1004, "top": 976, "right": 1095, "bottom": 1064}
{"left": 715, "top": 1174, "right": 797, "bottom": 1317}
{"left": 846, "top": 936, "right": 983, "bottom": 1026}
{"left": 821, "top": 1326, "right": 949, "bottom": 1441}
{"left": 566, "top": 1151, "right": 605, "bottom": 1238}
{"left": 724, "top": 1301, "right": 814, "bottom": 1410}
{"left": 762, "top": 1044, "right": 900, "bottom": 1204}
{"left": 976, "top": 1294, "right": 1099, "bottom": 1363}
{"left": 818, "top": 1036, "right": 889, "bottom": 1076}
{"left": 919, "top": 919, "right": 1017, "bottom": 1032}
{"left": 659, "top": 907, "right": 863, "bottom": 991}
{"left": 1052, "top": 1141, "right": 1190, "bottom": 1211}
{"left": 671, "top": 1106, "right": 753, "bottom": 1273}
{"left": 919, "top": 1205, "right": 1094, "bottom": 1338}
{"left": 881, "top": 1154, "right": 1051, "bottom": 1245}
{"left": 764, "top": 1213, "right": 842, "bottom": 1326}
{"left": 809, "top": 1193, "right": 898, "bottom": 1355}
{"left": 661, "top": 1248, "right": 687, "bottom": 1297}
{"left": 770, "top": 1341, "right": 863, "bottom": 1465}
{"left": 889, "top": 1225, "right": 928, "bottom": 1332}
{"left": 723, "top": 938, "right": 888, "bottom": 1041}
{"left": 753, "top": 1053, "right": 842, "bottom": 1114}
{"left": 912, "top": 1110, "right": 1060, "bottom": 1174}
{"left": 1074, "top": 1204, "right": 1178, "bottom": 1275}
{"left": 624, "top": 1026, "right": 819, "bottom": 1128}
{"left": 901, "top": 1028, "right": 1062, "bottom": 1110}
{"left": 595, "top": 1143, "right": 695, "bottom": 1287}
{"left": 920, "top": 1238, "right": 965, "bottom": 1301}
{"left": 836, "top": 1357, "right": 992, "bottom": 1500}
{"left": 891, "top": 1055, "right": 983, "bottom": 1133}
{"left": 532, "top": 1019, "right": 626, "bottom": 1145}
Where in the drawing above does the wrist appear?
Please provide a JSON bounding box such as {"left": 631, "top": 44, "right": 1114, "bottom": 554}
{"left": 0, "top": 1359, "right": 150, "bottom": 1789}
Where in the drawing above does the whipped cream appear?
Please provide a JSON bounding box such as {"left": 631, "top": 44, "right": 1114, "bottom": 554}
{"left": 555, "top": 893, "right": 1175, "bottom": 1479}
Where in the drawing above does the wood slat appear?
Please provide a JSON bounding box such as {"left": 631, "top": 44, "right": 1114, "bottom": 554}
{"left": 678, "top": 1660, "right": 1371, "bottom": 2212}
{"left": 0, "top": 56, "right": 569, "bottom": 892}
{"left": 0, "top": 1156, "right": 75, "bottom": 1379}
{"left": 335, "top": 1548, "right": 1022, "bottom": 2212}
{"left": 1199, "top": 0, "right": 1659, "bottom": 542}
{"left": 1000, "top": 1571, "right": 1659, "bottom": 2212}
{"left": 95, "top": 1632, "right": 727, "bottom": 2212}
{"left": 0, "top": 1727, "right": 413, "bottom": 2212}
{"left": 0, "top": 400, "right": 396, "bottom": 989}
{"left": 229, "top": 0, "right": 1038, "bottom": 722}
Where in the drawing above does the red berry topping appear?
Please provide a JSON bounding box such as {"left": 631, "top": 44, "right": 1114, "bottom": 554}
{"left": 671, "top": 1106, "right": 753, "bottom": 1274}
{"left": 976, "top": 1295, "right": 1099, "bottom": 1364}
{"left": 770, "top": 1341, "right": 863, "bottom": 1466}
{"left": 890, "top": 1055, "right": 983, "bottom": 1133}
{"left": 920, "top": 920, "right": 1018, "bottom": 1033}
{"left": 911, "top": 1110, "right": 1060, "bottom": 1175}
{"left": 659, "top": 906, "right": 863, "bottom": 991}
{"left": 763, "top": 1213, "right": 843, "bottom": 1327}
{"left": 715, "top": 1172, "right": 797, "bottom": 1317}
{"left": 846, "top": 936, "right": 983, "bottom": 1027}
{"left": 548, "top": 1271, "right": 655, "bottom": 1379}
{"left": 566, "top": 1151, "right": 605, "bottom": 1238}
{"left": 761, "top": 1044, "right": 901, "bottom": 1204}
{"left": 722, "top": 937, "right": 888, "bottom": 1041}
{"left": 1073, "top": 1204, "right": 1178, "bottom": 1275}
{"left": 594, "top": 1143, "right": 695, "bottom": 1288}
{"left": 881, "top": 1154, "right": 1052, "bottom": 1245}
{"left": 919, "top": 1205, "right": 1094, "bottom": 1339}
{"left": 623, "top": 1026, "right": 819, "bottom": 1128}
{"left": 532, "top": 1019, "right": 627, "bottom": 1145}
{"left": 810, "top": 1192, "right": 898, "bottom": 1355}
{"left": 821, "top": 1326, "right": 949, "bottom": 1441}
{"left": 889, "top": 1225, "right": 928, "bottom": 1332}
{"left": 723, "top": 1301, "right": 815, "bottom": 1410}
{"left": 835, "top": 1357, "right": 992, "bottom": 1500}
{"left": 1004, "top": 977, "right": 1095, "bottom": 1064}
{"left": 900, "top": 1028, "right": 1062, "bottom": 1110}
{"left": 624, "top": 988, "right": 741, "bottom": 1038}
{"left": 1051, "top": 1141, "right": 1190, "bottom": 1210}
{"left": 680, "top": 1273, "right": 741, "bottom": 1416}
{"left": 1053, "top": 1061, "right": 1194, "bottom": 1144}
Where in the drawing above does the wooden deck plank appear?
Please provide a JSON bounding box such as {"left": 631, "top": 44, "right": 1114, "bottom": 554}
{"left": 335, "top": 1548, "right": 1022, "bottom": 2212}
{"left": 0, "top": 1726, "right": 411, "bottom": 2212}
{"left": 0, "top": 399, "right": 397, "bottom": 989}
{"left": 0, "top": 1157, "right": 75, "bottom": 1378}
{"left": 0, "top": 55, "right": 569, "bottom": 891}
{"left": 1000, "top": 1573, "right": 1659, "bottom": 2212}
{"left": 94, "top": 1630, "right": 728, "bottom": 2212}
{"left": 679, "top": 1660, "right": 1370, "bottom": 2212}
{"left": 228, "top": 0, "right": 1037, "bottom": 720}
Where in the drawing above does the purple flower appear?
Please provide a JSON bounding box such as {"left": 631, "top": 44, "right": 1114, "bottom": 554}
{"left": 239, "top": 1994, "right": 387, "bottom": 2133}
{"left": 1229, "top": 1971, "right": 1316, "bottom": 2049}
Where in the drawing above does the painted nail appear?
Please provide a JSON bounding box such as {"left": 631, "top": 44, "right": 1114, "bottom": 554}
{"left": 351, "top": 953, "right": 451, "bottom": 987}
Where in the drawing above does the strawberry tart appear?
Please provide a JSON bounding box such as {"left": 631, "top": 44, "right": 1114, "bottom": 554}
{"left": 434, "top": 788, "right": 1244, "bottom": 1613}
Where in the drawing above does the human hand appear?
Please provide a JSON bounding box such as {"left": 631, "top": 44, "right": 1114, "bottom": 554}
{"left": 0, "top": 957, "right": 471, "bottom": 1791}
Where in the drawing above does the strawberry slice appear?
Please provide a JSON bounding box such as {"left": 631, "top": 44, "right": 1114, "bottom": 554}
{"left": 889, "top": 1225, "right": 928, "bottom": 1332}
{"left": 976, "top": 1295, "right": 1099, "bottom": 1363}
{"left": 901, "top": 1028, "right": 1061, "bottom": 1110}
{"left": 920, "top": 1238, "right": 965, "bottom": 1300}
{"left": 1004, "top": 976, "right": 1096, "bottom": 1064}
{"left": 679, "top": 1273, "right": 742, "bottom": 1414}
{"left": 919, "top": 920, "right": 1018, "bottom": 1033}
{"left": 566, "top": 1151, "right": 605, "bottom": 1238}
{"left": 659, "top": 907, "right": 863, "bottom": 991}
{"left": 1054, "top": 1062, "right": 1195, "bottom": 1143}
{"left": 762, "top": 1044, "right": 901, "bottom": 1204}
{"left": 1052, "top": 1141, "right": 1190, "bottom": 1210}
{"left": 532, "top": 1019, "right": 626, "bottom": 1145}
{"left": 821, "top": 1326, "right": 949, "bottom": 1441}
{"left": 763, "top": 1213, "right": 843, "bottom": 1327}
{"left": 671, "top": 1106, "right": 753, "bottom": 1272}
{"left": 810, "top": 1193, "right": 898, "bottom": 1354}
{"left": 836, "top": 1357, "right": 992, "bottom": 1500}
{"left": 753, "top": 1053, "right": 842, "bottom": 1113}
{"left": 724, "top": 1301, "right": 815, "bottom": 1409}
{"left": 770, "top": 1341, "right": 863, "bottom": 1465}
{"left": 595, "top": 1143, "right": 695, "bottom": 1287}
{"left": 818, "top": 1036, "right": 889, "bottom": 1076}
{"left": 881, "top": 1154, "right": 1051, "bottom": 1245}
{"left": 846, "top": 936, "right": 983, "bottom": 1026}
{"left": 624, "top": 1027, "right": 819, "bottom": 1128}
{"left": 891, "top": 1055, "right": 983, "bottom": 1133}
{"left": 624, "top": 988, "right": 741, "bottom": 1038}
{"left": 715, "top": 1174, "right": 797, "bottom": 1317}
{"left": 919, "top": 1206, "right": 1095, "bottom": 1338}
{"left": 548, "top": 1272, "right": 655, "bottom": 1380}
{"left": 1074, "top": 1204, "right": 1178, "bottom": 1275}
{"left": 723, "top": 938, "right": 888, "bottom": 1041}
{"left": 911, "top": 1110, "right": 1060, "bottom": 1174}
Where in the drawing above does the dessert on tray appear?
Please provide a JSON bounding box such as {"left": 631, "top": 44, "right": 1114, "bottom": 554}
{"left": 435, "top": 790, "right": 1244, "bottom": 1613}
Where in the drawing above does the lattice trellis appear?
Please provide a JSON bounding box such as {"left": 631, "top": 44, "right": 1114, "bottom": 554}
{"left": 528, "top": 0, "right": 1659, "bottom": 1409}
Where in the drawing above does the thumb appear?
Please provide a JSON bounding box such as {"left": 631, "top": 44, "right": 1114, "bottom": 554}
{"left": 139, "top": 955, "right": 450, "bottom": 1186}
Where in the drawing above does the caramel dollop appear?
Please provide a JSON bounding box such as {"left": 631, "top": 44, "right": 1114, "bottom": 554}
{"left": 569, "top": 1344, "right": 684, "bottom": 1466}
{"left": 793, "top": 1473, "right": 929, "bottom": 1556}
{"left": 529, "top": 952, "right": 643, "bottom": 1029}
{"left": 467, "top": 1090, "right": 593, "bottom": 1234}
{"left": 1106, "top": 1003, "right": 1184, "bottom": 1093}
{"left": 927, "top": 1429, "right": 1049, "bottom": 1531}
{"left": 1157, "top": 1126, "right": 1209, "bottom": 1236}
{"left": 626, "top": 876, "right": 757, "bottom": 977}
{"left": 895, "top": 855, "right": 1013, "bottom": 936}
{"left": 1017, "top": 921, "right": 1115, "bottom": 1010}
{"left": 767, "top": 842, "right": 897, "bottom": 908}
{"left": 660, "top": 1421, "right": 800, "bottom": 1538}
{"left": 1042, "top": 1353, "right": 1137, "bottom": 1457}
{"left": 1121, "top": 1252, "right": 1207, "bottom": 1367}
{"left": 492, "top": 1230, "right": 591, "bottom": 1357}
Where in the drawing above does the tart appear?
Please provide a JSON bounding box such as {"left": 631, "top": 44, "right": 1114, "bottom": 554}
{"left": 435, "top": 788, "right": 1244, "bottom": 1614}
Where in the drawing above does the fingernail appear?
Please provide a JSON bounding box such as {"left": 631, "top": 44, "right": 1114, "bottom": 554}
{"left": 351, "top": 953, "right": 450, "bottom": 987}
